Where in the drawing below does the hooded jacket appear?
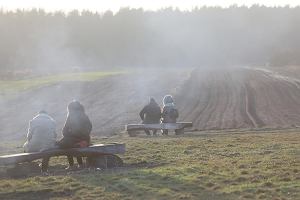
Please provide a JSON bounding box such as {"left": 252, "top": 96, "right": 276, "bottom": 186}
{"left": 139, "top": 98, "right": 161, "bottom": 124}
{"left": 23, "top": 113, "right": 57, "bottom": 152}
{"left": 61, "top": 101, "right": 92, "bottom": 144}
{"left": 161, "top": 95, "right": 179, "bottom": 123}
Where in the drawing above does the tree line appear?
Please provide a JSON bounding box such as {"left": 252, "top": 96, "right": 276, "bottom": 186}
{"left": 0, "top": 5, "right": 300, "bottom": 76}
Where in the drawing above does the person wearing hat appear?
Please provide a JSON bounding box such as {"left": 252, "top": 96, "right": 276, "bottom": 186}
{"left": 139, "top": 97, "right": 161, "bottom": 136}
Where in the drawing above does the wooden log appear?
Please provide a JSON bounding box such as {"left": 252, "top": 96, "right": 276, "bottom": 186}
{"left": 87, "top": 154, "right": 123, "bottom": 168}
{"left": 128, "top": 131, "right": 137, "bottom": 137}
{"left": 0, "top": 143, "right": 125, "bottom": 166}
{"left": 126, "top": 122, "right": 193, "bottom": 131}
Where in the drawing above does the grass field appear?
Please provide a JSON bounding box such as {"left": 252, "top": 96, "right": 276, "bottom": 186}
{"left": 0, "top": 130, "right": 299, "bottom": 200}
{"left": 0, "top": 71, "right": 124, "bottom": 94}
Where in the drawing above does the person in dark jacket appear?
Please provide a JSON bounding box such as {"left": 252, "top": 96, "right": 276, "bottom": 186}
{"left": 57, "top": 100, "right": 92, "bottom": 169}
{"left": 161, "top": 95, "right": 179, "bottom": 135}
{"left": 139, "top": 97, "right": 161, "bottom": 135}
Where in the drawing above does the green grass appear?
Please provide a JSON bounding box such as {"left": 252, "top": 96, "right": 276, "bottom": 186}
{"left": 0, "top": 71, "right": 125, "bottom": 94}
{"left": 0, "top": 131, "right": 299, "bottom": 200}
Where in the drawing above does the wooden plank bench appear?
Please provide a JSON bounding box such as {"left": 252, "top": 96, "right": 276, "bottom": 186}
{"left": 125, "top": 122, "right": 193, "bottom": 136}
{"left": 0, "top": 143, "right": 125, "bottom": 171}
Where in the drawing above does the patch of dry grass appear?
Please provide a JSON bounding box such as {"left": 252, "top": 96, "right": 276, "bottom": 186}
{"left": 0, "top": 130, "right": 299, "bottom": 199}
{"left": 0, "top": 71, "right": 125, "bottom": 94}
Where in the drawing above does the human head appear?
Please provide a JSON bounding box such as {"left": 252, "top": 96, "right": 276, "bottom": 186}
{"left": 67, "top": 100, "right": 85, "bottom": 113}
{"left": 149, "top": 97, "right": 156, "bottom": 104}
{"left": 163, "top": 95, "right": 174, "bottom": 105}
{"left": 38, "top": 110, "right": 47, "bottom": 115}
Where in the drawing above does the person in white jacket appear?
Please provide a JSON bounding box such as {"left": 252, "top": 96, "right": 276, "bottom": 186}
{"left": 23, "top": 110, "right": 57, "bottom": 153}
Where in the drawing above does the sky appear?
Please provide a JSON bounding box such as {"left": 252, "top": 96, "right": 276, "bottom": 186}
{"left": 0, "top": 0, "right": 300, "bottom": 13}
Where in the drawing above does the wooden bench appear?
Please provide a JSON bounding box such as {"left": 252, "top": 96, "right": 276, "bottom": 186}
{"left": 125, "top": 122, "right": 193, "bottom": 136}
{"left": 0, "top": 143, "right": 125, "bottom": 171}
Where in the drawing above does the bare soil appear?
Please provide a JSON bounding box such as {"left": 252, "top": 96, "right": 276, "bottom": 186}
{"left": 0, "top": 69, "right": 189, "bottom": 139}
{"left": 176, "top": 66, "right": 300, "bottom": 130}
{"left": 2, "top": 66, "right": 300, "bottom": 139}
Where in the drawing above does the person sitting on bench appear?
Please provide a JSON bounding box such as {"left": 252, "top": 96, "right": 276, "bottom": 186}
{"left": 23, "top": 110, "right": 57, "bottom": 173}
{"left": 139, "top": 97, "right": 161, "bottom": 136}
{"left": 57, "top": 100, "right": 92, "bottom": 170}
{"left": 23, "top": 110, "right": 57, "bottom": 153}
{"left": 161, "top": 95, "right": 179, "bottom": 135}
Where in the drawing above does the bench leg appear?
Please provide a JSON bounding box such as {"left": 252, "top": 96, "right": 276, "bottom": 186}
{"left": 87, "top": 155, "right": 123, "bottom": 169}
{"left": 144, "top": 129, "right": 151, "bottom": 136}
{"left": 128, "top": 131, "right": 137, "bottom": 137}
{"left": 41, "top": 157, "right": 50, "bottom": 172}
{"left": 67, "top": 156, "right": 74, "bottom": 166}
{"left": 175, "top": 128, "right": 184, "bottom": 135}
{"left": 152, "top": 130, "right": 158, "bottom": 136}
{"left": 162, "top": 129, "right": 168, "bottom": 135}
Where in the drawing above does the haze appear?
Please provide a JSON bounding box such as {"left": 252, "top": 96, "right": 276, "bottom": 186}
{"left": 0, "top": 0, "right": 300, "bottom": 12}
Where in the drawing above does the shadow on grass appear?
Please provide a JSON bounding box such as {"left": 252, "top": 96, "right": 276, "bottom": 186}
{"left": 0, "top": 188, "right": 74, "bottom": 200}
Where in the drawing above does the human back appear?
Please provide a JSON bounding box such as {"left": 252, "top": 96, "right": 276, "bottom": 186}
{"left": 57, "top": 100, "right": 92, "bottom": 169}
{"left": 24, "top": 111, "right": 57, "bottom": 152}
{"left": 140, "top": 98, "right": 161, "bottom": 124}
{"left": 60, "top": 100, "right": 92, "bottom": 147}
{"left": 161, "top": 95, "right": 179, "bottom": 123}
{"left": 64, "top": 109, "right": 92, "bottom": 142}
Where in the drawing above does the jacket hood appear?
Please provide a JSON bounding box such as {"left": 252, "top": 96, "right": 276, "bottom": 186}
{"left": 163, "top": 95, "right": 174, "bottom": 106}
{"left": 149, "top": 97, "right": 158, "bottom": 105}
{"left": 32, "top": 113, "right": 54, "bottom": 121}
{"left": 68, "top": 100, "right": 85, "bottom": 113}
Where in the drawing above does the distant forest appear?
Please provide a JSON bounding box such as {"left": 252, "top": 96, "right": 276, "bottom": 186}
{"left": 0, "top": 5, "right": 300, "bottom": 75}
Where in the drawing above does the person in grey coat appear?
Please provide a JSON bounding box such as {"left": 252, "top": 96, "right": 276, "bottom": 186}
{"left": 23, "top": 110, "right": 57, "bottom": 153}
{"left": 23, "top": 110, "right": 57, "bottom": 173}
{"left": 161, "top": 95, "right": 179, "bottom": 135}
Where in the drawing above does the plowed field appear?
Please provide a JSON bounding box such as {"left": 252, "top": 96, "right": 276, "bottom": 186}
{"left": 1, "top": 67, "right": 300, "bottom": 138}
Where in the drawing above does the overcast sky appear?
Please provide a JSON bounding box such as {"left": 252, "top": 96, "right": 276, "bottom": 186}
{"left": 0, "top": 0, "right": 300, "bottom": 13}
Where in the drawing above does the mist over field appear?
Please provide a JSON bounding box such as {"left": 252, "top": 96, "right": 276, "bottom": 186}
{"left": 0, "top": 5, "right": 300, "bottom": 77}
{"left": 1, "top": 5, "right": 300, "bottom": 137}
{"left": 0, "top": 3, "right": 300, "bottom": 200}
